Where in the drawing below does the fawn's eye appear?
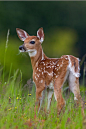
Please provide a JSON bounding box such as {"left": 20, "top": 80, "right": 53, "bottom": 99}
{"left": 30, "top": 41, "right": 35, "bottom": 44}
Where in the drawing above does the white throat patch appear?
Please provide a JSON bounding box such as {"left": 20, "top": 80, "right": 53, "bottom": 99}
{"left": 27, "top": 49, "right": 37, "bottom": 57}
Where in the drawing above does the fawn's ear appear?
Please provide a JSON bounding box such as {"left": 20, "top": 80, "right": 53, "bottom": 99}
{"left": 37, "top": 27, "right": 44, "bottom": 43}
{"left": 16, "top": 28, "right": 29, "bottom": 41}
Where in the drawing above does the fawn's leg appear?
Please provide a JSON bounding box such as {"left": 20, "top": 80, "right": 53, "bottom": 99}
{"left": 47, "top": 88, "right": 53, "bottom": 110}
{"left": 54, "top": 78, "right": 65, "bottom": 116}
{"left": 38, "top": 88, "right": 46, "bottom": 113}
{"left": 35, "top": 85, "right": 45, "bottom": 114}
{"left": 69, "top": 72, "right": 84, "bottom": 116}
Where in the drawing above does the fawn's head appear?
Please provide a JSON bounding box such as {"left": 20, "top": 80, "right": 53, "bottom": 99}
{"left": 16, "top": 28, "right": 44, "bottom": 57}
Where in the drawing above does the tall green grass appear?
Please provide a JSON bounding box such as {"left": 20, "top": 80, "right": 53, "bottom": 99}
{"left": 0, "top": 30, "right": 86, "bottom": 129}
{"left": 0, "top": 76, "right": 85, "bottom": 129}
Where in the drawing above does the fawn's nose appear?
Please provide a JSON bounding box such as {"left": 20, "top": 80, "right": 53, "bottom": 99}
{"left": 19, "top": 45, "right": 23, "bottom": 50}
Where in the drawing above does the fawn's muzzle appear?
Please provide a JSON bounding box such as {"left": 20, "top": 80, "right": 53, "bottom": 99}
{"left": 19, "top": 45, "right": 23, "bottom": 50}
{"left": 19, "top": 45, "right": 26, "bottom": 52}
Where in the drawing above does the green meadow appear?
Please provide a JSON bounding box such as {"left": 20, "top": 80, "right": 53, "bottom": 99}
{"left": 0, "top": 68, "right": 86, "bottom": 129}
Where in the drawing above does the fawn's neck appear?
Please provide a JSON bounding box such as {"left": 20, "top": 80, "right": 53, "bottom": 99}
{"left": 30, "top": 45, "right": 47, "bottom": 69}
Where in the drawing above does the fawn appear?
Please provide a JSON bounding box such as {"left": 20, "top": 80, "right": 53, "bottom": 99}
{"left": 16, "top": 27, "right": 84, "bottom": 116}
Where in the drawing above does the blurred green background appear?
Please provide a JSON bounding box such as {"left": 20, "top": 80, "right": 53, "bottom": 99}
{"left": 0, "top": 1, "right": 86, "bottom": 84}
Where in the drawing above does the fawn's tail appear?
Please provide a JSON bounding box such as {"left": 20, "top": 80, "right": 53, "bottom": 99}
{"left": 68, "top": 55, "right": 80, "bottom": 77}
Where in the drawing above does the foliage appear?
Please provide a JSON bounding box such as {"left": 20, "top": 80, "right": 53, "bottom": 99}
{"left": 0, "top": 1, "right": 86, "bottom": 57}
{"left": 0, "top": 37, "right": 32, "bottom": 83}
{"left": 43, "top": 27, "right": 78, "bottom": 57}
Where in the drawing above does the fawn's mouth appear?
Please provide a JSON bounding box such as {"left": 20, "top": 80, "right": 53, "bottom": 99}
{"left": 19, "top": 45, "right": 26, "bottom": 52}
{"left": 19, "top": 45, "right": 37, "bottom": 57}
{"left": 19, "top": 45, "right": 37, "bottom": 56}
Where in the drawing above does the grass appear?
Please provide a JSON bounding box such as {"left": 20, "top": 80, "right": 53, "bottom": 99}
{"left": 0, "top": 30, "right": 86, "bottom": 129}
{"left": 0, "top": 69, "right": 86, "bottom": 129}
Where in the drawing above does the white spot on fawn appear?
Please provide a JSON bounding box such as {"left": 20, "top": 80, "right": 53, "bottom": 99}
{"left": 60, "top": 64, "right": 63, "bottom": 67}
{"left": 35, "top": 76, "right": 38, "bottom": 81}
{"left": 56, "top": 75, "right": 59, "bottom": 78}
{"left": 65, "top": 58, "right": 68, "bottom": 60}
{"left": 39, "top": 80, "right": 43, "bottom": 83}
{"left": 39, "top": 69, "right": 41, "bottom": 72}
{"left": 54, "top": 73, "right": 56, "bottom": 75}
{"left": 37, "top": 74, "right": 40, "bottom": 77}
{"left": 46, "top": 66, "right": 51, "bottom": 68}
